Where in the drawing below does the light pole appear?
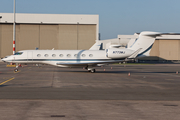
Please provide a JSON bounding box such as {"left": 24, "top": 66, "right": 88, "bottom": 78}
{"left": 77, "top": 22, "right": 79, "bottom": 50}
{"left": 13, "top": 0, "right": 16, "bottom": 54}
{"left": 0, "top": 16, "right": 1, "bottom": 58}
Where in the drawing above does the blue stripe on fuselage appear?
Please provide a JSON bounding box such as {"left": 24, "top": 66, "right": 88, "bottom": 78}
{"left": 10, "top": 58, "right": 125, "bottom": 62}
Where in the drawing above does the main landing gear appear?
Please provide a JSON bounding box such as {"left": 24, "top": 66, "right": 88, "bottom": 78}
{"left": 88, "top": 69, "right": 96, "bottom": 73}
{"left": 85, "top": 66, "right": 96, "bottom": 73}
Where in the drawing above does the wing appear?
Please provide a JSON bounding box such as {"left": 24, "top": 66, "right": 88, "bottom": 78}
{"left": 89, "top": 40, "right": 102, "bottom": 50}
{"left": 56, "top": 59, "right": 125, "bottom": 67}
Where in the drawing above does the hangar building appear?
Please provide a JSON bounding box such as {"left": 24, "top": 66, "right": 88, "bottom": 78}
{"left": 0, "top": 13, "right": 99, "bottom": 58}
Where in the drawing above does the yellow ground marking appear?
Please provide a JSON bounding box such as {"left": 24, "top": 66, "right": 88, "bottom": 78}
{"left": 6, "top": 65, "right": 16, "bottom": 67}
{"left": 0, "top": 77, "right": 15, "bottom": 85}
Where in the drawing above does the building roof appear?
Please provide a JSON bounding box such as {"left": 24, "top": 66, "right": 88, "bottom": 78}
{"left": 117, "top": 33, "right": 180, "bottom": 40}
{"left": 0, "top": 13, "right": 99, "bottom": 25}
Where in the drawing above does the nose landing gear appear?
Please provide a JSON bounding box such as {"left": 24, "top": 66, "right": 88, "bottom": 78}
{"left": 14, "top": 68, "right": 18, "bottom": 72}
{"left": 14, "top": 64, "right": 19, "bottom": 72}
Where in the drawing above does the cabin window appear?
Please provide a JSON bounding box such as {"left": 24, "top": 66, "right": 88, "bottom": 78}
{"left": 37, "top": 54, "right": 41, "bottom": 57}
{"left": 52, "top": 54, "right": 56, "bottom": 57}
{"left": 89, "top": 54, "right": 93, "bottom": 57}
{"left": 59, "top": 54, "right": 63, "bottom": 57}
{"left": 82, "top": 54, "right": 86, "bottom": 57}
{"left": 74, "top": 54, "right": 77, "bottom": 57}
{"left": 14, "top": 52, "right": 23, "bottom": 55}
{"left": 67, "top": 54, "right": 71, "bottom": 57}
{"left": 44, "top": 54, "right": 49, "bottom": 57}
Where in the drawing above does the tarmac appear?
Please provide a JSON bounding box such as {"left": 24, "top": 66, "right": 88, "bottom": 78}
{"left": 0, "top": 62, "right": 180, "bottom": 120}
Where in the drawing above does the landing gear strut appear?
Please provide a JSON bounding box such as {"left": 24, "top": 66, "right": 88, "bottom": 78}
{"left": 14, "top": 64, "right": 19, "bottom": 72}
{"left": 85, "top": 66, "right": 96, "bottom": 73}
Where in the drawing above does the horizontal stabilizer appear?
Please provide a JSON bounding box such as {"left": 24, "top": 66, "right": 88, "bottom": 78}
{"left": 109, "top": 45, "right": 121, "bottom": 48}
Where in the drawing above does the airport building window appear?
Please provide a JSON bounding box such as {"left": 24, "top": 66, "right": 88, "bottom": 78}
{"left": 52, "top": 54, "right": 56, "bottom": 57}
{"left": 89, "top": 54, "right": 93, "bottom": 57}
{"left": 59, "top": 54, "right": 63, "bottom": 57}
{"left": 67, "top": 54, "right": 71, "bottom": 57}
{"left": 37, "top": 54, "right": 41, "bottom": 57}
{"left": 82, "top": 54, "right": 86, "bottom": 57}
{"left": 44, "top": 54, "right": 49, "bottom": 57}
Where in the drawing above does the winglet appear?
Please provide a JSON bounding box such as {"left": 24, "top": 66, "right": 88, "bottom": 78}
{"left": 128, "top": 48, "right": 142, "bottom": 59}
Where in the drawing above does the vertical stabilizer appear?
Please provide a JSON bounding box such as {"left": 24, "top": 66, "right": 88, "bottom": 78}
{"left": 129, "top": 31, "right": 161, "bottom": 57}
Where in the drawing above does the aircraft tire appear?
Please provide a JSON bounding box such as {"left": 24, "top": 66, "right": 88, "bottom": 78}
{"left": 91, "top": 69, "right": 96, "bottom": 73}
{"left": 14, "top": 69, "right": 18, "bottom": 72}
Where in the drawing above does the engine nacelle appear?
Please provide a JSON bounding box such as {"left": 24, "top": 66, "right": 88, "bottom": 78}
{"left": 106, "top": 48, "right": 134, "bottom": 59}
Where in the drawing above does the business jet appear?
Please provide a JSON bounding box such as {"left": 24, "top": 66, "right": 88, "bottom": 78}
{"left": 1, "top": 31, "right": 161, "bottom": 73}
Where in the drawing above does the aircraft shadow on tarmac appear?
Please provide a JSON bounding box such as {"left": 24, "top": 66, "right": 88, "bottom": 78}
{"left": 1, "top": 68, "right": 177, "bottom": 74}
{"left": 11, "top": 65, "right": 179, "bottom": 74}
{"left": 50, "top": 69, "right": 177, "bottom": 74}
{"left": 0, "top": 85, "right": 8, "bottom": 87}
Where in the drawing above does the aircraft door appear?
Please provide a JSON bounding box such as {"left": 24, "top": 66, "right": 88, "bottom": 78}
{"left": 27, "top": 51, "right": 33, "bottom": 63}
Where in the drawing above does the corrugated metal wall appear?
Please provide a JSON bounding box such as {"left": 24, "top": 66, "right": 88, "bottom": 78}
{"left": 0, "top": 24, "right": 96, "bottom": 58}
{"left": 58, "top": 24, "right": 96, "bottom": 50}
{"left": 150, "top": 40, "right": 180, "bottom": 60}
{"left": 0, "top": 24, "right": 13, "bottom": 58}
{"left": 17, "top": 24, "right": 40, "bottom": 50}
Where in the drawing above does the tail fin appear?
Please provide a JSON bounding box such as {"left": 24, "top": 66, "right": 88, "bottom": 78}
{"left": 129, "top": 31, "right": 161, "bottom": 57}
{"left": 128, "top": 48, "right": 142, "bottom": 59}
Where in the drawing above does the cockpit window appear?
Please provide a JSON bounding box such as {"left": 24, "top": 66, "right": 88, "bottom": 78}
{"left": 14, "top": 52, "right": 23, "bottom": 55}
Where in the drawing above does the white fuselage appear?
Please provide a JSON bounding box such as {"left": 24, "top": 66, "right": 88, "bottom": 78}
{"left": 2, "top": 49, "right": 134, "bottom": 67}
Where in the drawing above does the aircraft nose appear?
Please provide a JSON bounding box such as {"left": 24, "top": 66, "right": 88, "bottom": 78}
{"left": 1, "top": 57, "right": 7, "bottom": 62}
{"left": 1, "top": 58, "right": 5, "bottom": 62}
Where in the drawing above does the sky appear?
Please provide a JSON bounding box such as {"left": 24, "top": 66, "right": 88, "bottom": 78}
{"left": 0, "top": 0, "right": 180, "bottom": 40}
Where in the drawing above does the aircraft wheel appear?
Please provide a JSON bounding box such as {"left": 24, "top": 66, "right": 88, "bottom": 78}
{"left": 14, "top": 69, "right": 18, "bottom": 72}
{"left": 91, "top": 69, "right": 96, "bottom": 73}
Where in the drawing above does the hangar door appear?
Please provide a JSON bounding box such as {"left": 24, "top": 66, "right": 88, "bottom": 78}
{"left": 58, "top": 24, "right": 96, "bottom": 50}
{"left": 0, "top": 24, "right": 13, "bottom": 58}
{"left": 159, "top": 40, "right": 179, "bottom": 60}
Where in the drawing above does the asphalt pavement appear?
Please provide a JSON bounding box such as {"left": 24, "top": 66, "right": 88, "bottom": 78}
{"left": 0, "top": 63, "right": 180, "bottom": 120}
